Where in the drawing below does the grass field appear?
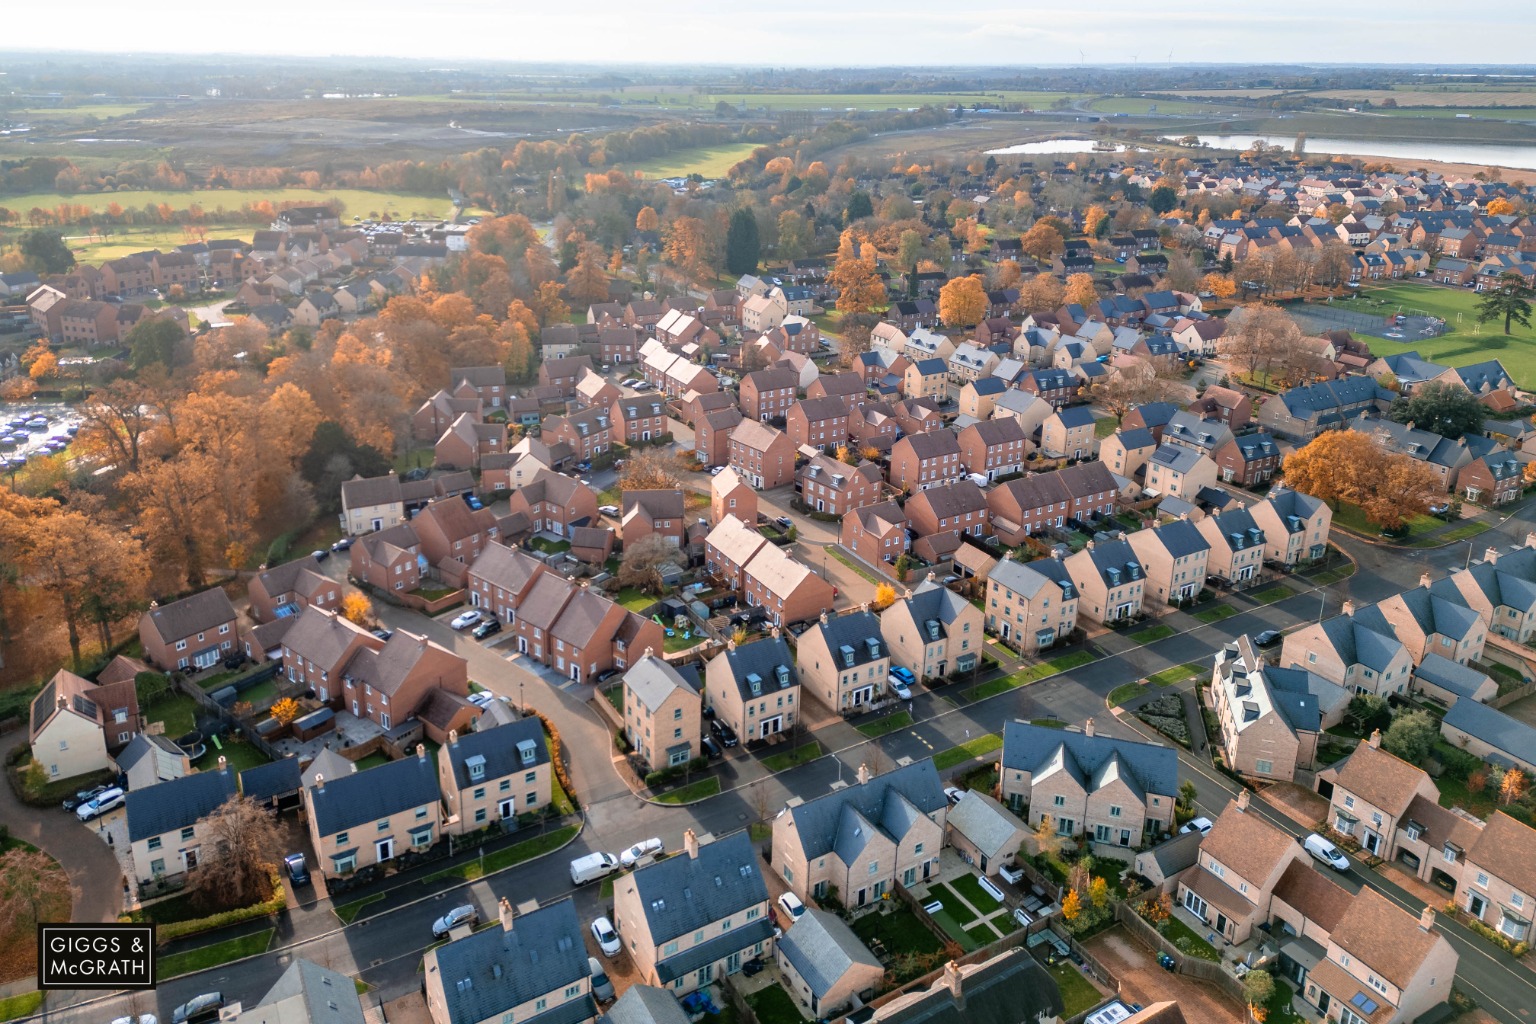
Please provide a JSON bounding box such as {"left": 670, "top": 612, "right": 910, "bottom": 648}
{"left": 1, "top": 187, "right": 454, "bottom": 222}
{"left": 696, "top": 91, "right": 1082, "bottom": 111}
{"left": 62, "top": 225, "right": 254, "bottom": 263}
{"left": 1333, "top": 281, "right": 1536, "bottom": 387}
{"left": 16, "top": 103, "right": 150, "bottom": 118}
{"left": 618, "top": 143, "right": 762, "bottom": 179}
{"left": 1088, "top": 97, "right": 1234, "bottom": 116}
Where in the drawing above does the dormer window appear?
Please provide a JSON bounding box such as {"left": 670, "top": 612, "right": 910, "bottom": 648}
{"left": 747, "top": 673, "right": 763, "bottom": 696}
{"left": 517, "top": 740, "right": 538, "bottom": 766}
{"left": 466, "top": 755, "right": 486, "bottom": 782}
{"left": 775, "top": 666, "right": 791, "bottom": 688}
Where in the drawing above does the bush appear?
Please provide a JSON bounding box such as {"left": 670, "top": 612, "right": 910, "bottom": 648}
{"left": 147, "top": 869, "right": 284, "bottom": 943}
{"left": 644, "top": 757, "right": 710, "bottom": 789}
{"left": 526, "top": 710, "right": 579, "bottom": 811}
{"left": 614, "top": 731, "right": 631, "bottom": 754}
{"left": 1437, "top": 745, "right": 1483, "bottom": 781}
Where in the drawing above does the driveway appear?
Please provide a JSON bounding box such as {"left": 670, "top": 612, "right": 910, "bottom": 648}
{"left": 0, "top": 738, "right": 125, "bottom": 923}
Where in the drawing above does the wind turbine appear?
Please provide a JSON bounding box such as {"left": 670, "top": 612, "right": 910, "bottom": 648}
{"left": 1078, "top": 49, "right": 1085, "bottom": 66}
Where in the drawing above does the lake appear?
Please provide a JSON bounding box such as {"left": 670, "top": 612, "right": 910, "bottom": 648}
{"left": 985, "top": 139, "right": 1133, "bottom": 155}
{"left": 1168, "top": 134, "right": 1536, "bottom": 172}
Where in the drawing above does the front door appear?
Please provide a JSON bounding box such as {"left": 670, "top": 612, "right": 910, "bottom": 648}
{"left": 1216, "top": 912, "right": 1229, "bottom": 937}
{"left": 499, "top": 798, "right": 515, "bottom": 820}
{"left": 1468, "top": 893, "right": 1488, "bottom": 920}
{"left": 760, "top": 716, "right": 782, "bottom": 737}
{"left": 376, "top": 838, "right": 394, "bottom": 863}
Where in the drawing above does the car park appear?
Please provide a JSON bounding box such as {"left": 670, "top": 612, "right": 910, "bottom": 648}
{"left": 450, "top": 610, "right": 482, "bottom": 630}
{"left": 76, "top": 787, "right": 124, "bottom": 821}
{"left": 171, "top": 994, "right": 224, "bottom": 1024}
{"left": 1254, "top": 630, "right": 1282, "bottom": 648}
{"left": 432, "top": 904, "right": 479, "bottom": 939}
{"left": 591, "top": 916, "right": 621, "bottom": 957}
{"left": 710, "top": 719, "right": 739, "bottom": 747}
{"left": 472, "top": 618, "right": 502, "bottom": 640}
{"left": 777, "top": 892, "right": 806, "bottom": 921}
{"left": 1303, "top": 833, "right": 1350, "bottom": 871}
{"left": 283, "top": 852, "right": 310, "bottom": 886}
{"left": 620, "top": 837, "right": 664, "bottom": 867}
{"left": 1179, "top": 816, "right": 1213, "bottom": 835}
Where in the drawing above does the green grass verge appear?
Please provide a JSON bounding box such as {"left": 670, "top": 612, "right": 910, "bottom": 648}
{"left": 653, "top": 777, "right": 721, "bottom": 804}
{"left": 1331, "top": 502, "right": 1439, "bottom": 541}
{"left": 1252, "top": 585, "right": 1296, "bottom": 605}
{"left": 966, "top": 650, "right": 1094, "bottom": 700}
{"left": 423, "top": 825, "right": 580, "bottom": 884}
{"left": 851, "top": 905, "right": 943, "bottom": 956}
{"left": 857, "top": 711, "right": 913, "bottom": 738}
{"left": 1193, "top": 604, "right": 1238, "bottom": 624}
{"left": 933, "top": 733, "right": 1003, "bottom": 771}
{"left": 745, "top": 981, "right": 809, "bottom": 1024}
{"left": 158, "top": 929, "right": 273, "bottom": 978}
{"left": 760, "top": 742, "right": 822, "bottom": 773}
{"left": 334, "top": 891, "right": 386, "bottom": 924}
{"left": 1107, "top": 682, "right": 1146, "bottom": 708}
{"left": 826, "top": 545, "right": 881, "bottom": 584}
{"left": 1417, "top": 520, "right": 1491, "bottom": 547}
{"left": 1147, "top": 662, "right": 1208, "bottom": 687}
{"left": 1130, "top": 624, "right": 1175, "bottom": 644}
{"left": 0, "top": 992, "right": 44, "bottom": 1021}
{"left": 1047, "top": 960, "right": 1105, "bottom": 1018}
{"left": 1307, "top": 564, "right": 1356, "bottom": 585}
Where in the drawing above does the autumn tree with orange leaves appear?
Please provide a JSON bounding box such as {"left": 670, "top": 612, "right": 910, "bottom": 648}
{"left": 938, "top": 275, "right": 988, "bottom": 328}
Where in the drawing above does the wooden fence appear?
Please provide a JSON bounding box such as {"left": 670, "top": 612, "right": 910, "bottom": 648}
{"left": 1113, "top": 902, "right": 1246, "bottom": 1004}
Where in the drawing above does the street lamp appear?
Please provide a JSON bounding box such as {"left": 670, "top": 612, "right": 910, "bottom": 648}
{"left": 519, "top": 680, "right": 526, "bottom": 716}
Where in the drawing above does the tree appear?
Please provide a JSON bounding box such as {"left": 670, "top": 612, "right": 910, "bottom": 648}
{"left": 1088, "top": 876, "right": 1110, "bottom": 909}
{"left": 1091, "top": 360, "right": 1172, "bottom": 423}
{"left": 565, "top": 244, "right": 611, "bottom": 306}
{"left": 1243, "top": 970, "right": 1276, "bottom": 1019}
{"left": 1218, "top": 303, "right": 1301, "bottom": 381}
{"left": 1501, "top": 768, "right": 1528, "bottom": 805}
{"left": 618, "top": 448, "right": 686, "bottom": 490}
{"left": 270, "top": 697, "right": 302, "bottom": 726}
{"left": 1345, "top": 694, "right": 1389, "bottom": 734}
{"left": 126, "top": 318, "right": 187, "bottom": 373}
{"left": 1063, "top": 272, "right": 1098, "bottom": 307}
{"left": 1137, "top": 893, "right": 1172, "bottom": 925}
{"left": 1361, "top": 456, "right": 1441, "bottom": 531}
{"left": 0, "top": 847, "right": 69, "bottom": 938}
{"left": 1061, "top": 888, "right": 1082, "bottom": 921}
{"left": 135, "top": 670, "right": 171, "bottom": 708}
{"left": 844, "top": 191, "right": 874, "bottom": 224}
{"left": 1387, "top": 380, "right": 1485, "bottom": 440}
{"left": 18, "top": 229, "right": 74, "bottom": 273}
{"left": 776, "top": 210, "right": 811, "bottom": 260}
{"left": 1148, "top": 184, "right": 1179, "bottom": 215}
{"left": 1177, "top": 779, "right": 1197, "bottom": 812}
{"left": 1200, "top": 273, "right": 1238, "bottom": 300}
{"left": 1382, "top": 711, "right": 1439, "bottom": 766}
{"left": 827, "top": 230, "right": 887, "bottom": 315}
{"left": 1033, "top": 814, "right": 1063, "bottom": 858}
{"left": 1019, "top": 222, "right": 1065, "bottom": 262}
{"left": 938, "top": 275, "right": 987, "bottom": 328}
{"left": 17, "top": 508, "right": 149, "bottom": 669}
{"left": 1015, "top": 273, "right": 1065, "bottom": 314}
{"left": 1083, "top": 205, "right": 1109, "bottom": 238}
{"left": 725, "top": 208, "right": 761, "bottom": 276}
{"left": 188, "top": 797, "right": 283, "bottom": 912}
{"left": 872, "top": 583, "right": 897, "bottom": 611}
{"left": 1283, "top": 430, "right": 1438, "bottom": 528}
{"left": 635, "top": 206, "right": 659, "bottom": 233}
{"left": 1488, "top": 197, "right": 1515, "bottom": 217}
{"left": 27, "top": 346, "right": 57, "bottom": 382}
{"left": 617, "top": 534, "right": 686, "bottom": 595}
{"left": 340, "top": 591, "right": 372, "bottom": 625}
{"left": 1476, "top": 272, "right": 1535, "bottom": 335}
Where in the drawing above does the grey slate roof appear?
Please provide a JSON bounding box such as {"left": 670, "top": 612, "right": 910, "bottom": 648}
{"left": 624, "top": 655, "right": 700, "bottom": 714}
{"left": 125, "top": 766, "right": 238, "bottom": 842}
{"left": 1149, "top": 443, "right": 1205, "bottom": 475}
{"left": 239, "top": 757, "right": 302, "bottom": 803}
{"left": 1113, "top": 427, "right": 1156, "bottom": 451}
{"left": 144, "top": 587, "right": 238, "bottom": 644}
{"left": 245, "top": 958, "right": 367, "bottom": 1024}
{"left": 1054, "top": 405, "right": 1097, "bottom": 429}
{"left": 784, "top": 759, "right": 946, "bottom": 862}
{"left": 307, "top": 749, "right": 440, "bottom": 837}
{"left": 777, "top": 908, "right": 881, "bottom": 1000}
{"left": 1150, "top": 519, "right": 1210, "bottom": 559}
{"left": 431, "top": 897, "right": 593, "bottom": 1024}
{"left": 1001, "top": 721, "right": 1178, "bottom": 797}
{"left": 606, "top": 986, "right": 691, "bottom": 1024}
{"left": 1444, "top": 700, "right": 1536, "bottom": 767}
{"left": 988, "top": 557, "right": 1076, "bottom": 601}
{"left": 946, "top": 790, "right": 1022, "bottom": 860}
{"left": 656, "top": 919, "right": 774, "bottom": 984}
{"left": 1357, "top": 587, "right": 1481, "bottom": 643}
{"left": 870, "top": 948, "right": 1062, "bottom": 1024}
{"left": 1413, "top": 653, "right": 1492, "bottom": 701}
{"left": 1316, "top": 615, "right": 1405, "bottom": 673}
{"left": 629, "top": 830, "right": 767, "bottom": 943}
{"left": 718, "top": 635, "right": 798, "bottom": 704}
{"left": 1083, "top": 538, "right": 1144, "bottom": 587}
{"left": 808, "top": 609, "right": 886, "bottom": 671}
{"left": 443, "top": 719, "right": 548, "bottom": 791}
{"left": 1143, "top": 830, "right": 1203, "bottom": 876}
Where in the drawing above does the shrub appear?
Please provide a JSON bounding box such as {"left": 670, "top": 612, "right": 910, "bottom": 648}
{"left": 147, "top": 869, "right": 284, "bottom": 943}
{"left": 526, "top": 710, "right": 578, "bottom": 810}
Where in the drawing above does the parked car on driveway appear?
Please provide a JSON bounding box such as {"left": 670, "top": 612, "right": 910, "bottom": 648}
{"left": 944, "top": 786, "right": 965, "bottom": 806}
{"left": 472, "top": 618, "right": 502, "bottom": 640}
{"left": 450, "top": 610, "right": 482, "bottom": 630}
{"left": 62, "top": 785, "right": 107, "bottom": 812}
{"left": 76, "top": 787, "right": 124, "bottom": 821}
{"left": 1254, "top": 629, "right": 1282, "bottom": 648}
{"left": 1304, "top": 833, "right": 1350, "bottom": 871}
{"left": 331, "top": 537, "right": 353, "bottom": 551}
{"left": 591, "top": 916, "right": 621, "bottom": 957}
{"left": 710, "top": 719, "right": 738, "bottom": 748}
{"left": 432, "top": 904, "right": 479, "bottom": 939}
{"left": 284, "top": 852, "right": 310, "bottom": 887}
{"left": 311, "top": 549, "right": 329, "bottom": 562}
{"left": 887, "top": 671, "right": 913, "bottom": 700}
{"left": 1180, "top": 816, "right": 1213, "bottom": 836}
{"left": 171, "top": 994, "right": 224, "bottom": 1024}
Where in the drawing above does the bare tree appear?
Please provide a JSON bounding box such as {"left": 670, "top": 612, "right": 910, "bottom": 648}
{"left": 1091, "top": 360, "right": 1177, "bottom": 423}
{"left": 1218, "top": 303, "right": 1302, "bottom": 382}
{"left": 189, "top": 796, "right": 284, "bottom": 911}
{"left": 618, "top": 449, "right": 688, "bottom": 491}
{"left": 0, "top": 847, "right": 71, "bottom": 936}
{"left": 617, "top": 534, "right": 687, "bottom": 595}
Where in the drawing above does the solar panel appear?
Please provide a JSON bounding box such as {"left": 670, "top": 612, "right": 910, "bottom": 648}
{"left": 73, "top": 695, "right": 99, "bottom": 720}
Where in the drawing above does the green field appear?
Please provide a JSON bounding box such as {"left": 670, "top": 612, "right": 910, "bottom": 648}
{"left": 16, "top": 103, "right": 150, "bottom": 118}
{"left": 1088, "top": 97, "right": 1234, "bottom": 115}
{"left": 697, "top": 91, "right": 1082, "bottom": 112}
{"left": 1, "top": 187, "right": 454, "bottom": 222}
{"left": 619, "top": 143, "right": 763, "bottom": 179}
{"left": 1332, "top": 282, "right": 1536, "bottom": 388}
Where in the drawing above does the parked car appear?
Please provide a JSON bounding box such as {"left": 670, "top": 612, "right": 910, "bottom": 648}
{"left": 887, "top": 673, "right": 913, "bottom": 700}
{"left": 710, "top": 719, "right": 739, "bottom": 748}
{"left": 709, "top": 466, "right": 723, "bottom": 476}
{"left": 432, "top": 904, "right": 480, "bottom": 939}
{"left": 76, "top": 787, "right": 124, "bottom": 821}
{"left": 1253, "top": 630, "right": 1282, "bottom": 648}
{"left": 775, "top": 516, "right": 793, "bottom": 529}
{"left": 620, "top": 837, "right": 664, "bottom": 868}
{"left": 472, "top": 618, "right": 502, "bottom": 640}
{"left": 1303, "top": 833, "right": 1350, "bottom": 871}
{"left": 700, "top": 735, "right": 723, "bottom": 759}
{"left": 171, "top": 994, "right": 224, "bottom": 1024}
{"left": 944, "top": 786, "right": 965, "bottom": 806}
{"left": 463, "top": 494, "right": 484, "bottom": 511}
{"left": 450, "top": 610, "right": 482, "bottom": 630}
{"left": 570, "top": 852, "right": 620, "bottom": 885}
{"left": 111, "top": 1015, "right": 158, "bottom": 1024}
{"left": 575, "top": 461, "right": 592, "bottom": 472}
{"left": 591, "top": 916, "right": 621, "bottom": 957}
{"left": 310, "top": 549, "right": 330, "bottom": 563}
{"left": 62, "top": 785, "right": 108, "bottom": 812}
{"left": 283, "top": 852, "right": 311, "bottom": 887}
{"left": 588, "top": 957, "right": 614, "bottom": 1002}
{"left": 467, "top": 691, "right": 496, "bottom": 708}
{"left": 331, "top": 537, "right": 353, "bottom": 551}
{"left": 598, "top": 504, "right": 621, "bottom": 517}
{"left": 1179, "top": 816, "right": 1214, "bottom": 836}
{"left": 777, "top": 892, "right": 806, "bottom": 921}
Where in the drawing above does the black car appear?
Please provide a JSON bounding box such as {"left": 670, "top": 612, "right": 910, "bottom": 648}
{"left": 172, "top": 993, "right": 224, "bottom": 1024}
{"left": 472, "top": 618, "right": 502, "bottom": 640}
{"left": 222, "top": 651, "right": 248, "bottom": 671}
{"left": 701, "top": 705, "right": 717, "bottom": 721}
{"left": 372, "top": 628, "right": 394, "bottom": 641}
{"left": 595, "top": 668, "right": 620, "bottom": 684}
{"left": 62, "top": 785, "right": 107, "bottom": 812}
{"left": 1254, "top": 629, "right": 1283, "bottom": 648}
{"left": 711, "top": 719, "right": 739, "bottom": 748}
{"left": 700, "top": 734, "right": 723, "bottom": 759}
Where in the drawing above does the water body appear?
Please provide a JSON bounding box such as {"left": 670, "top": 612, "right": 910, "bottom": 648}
{"left": 1169, "top": 134, "right": 1536, "bottom": 171}
{"left": 985, "top": 139, "right": 1131, "bottom": 155}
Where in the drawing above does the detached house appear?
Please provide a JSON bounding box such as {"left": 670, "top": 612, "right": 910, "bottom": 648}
{"left": 786, "top": 397, "right": 850, "bottom": 453}
{"left": 1209, "top": 636, "right": 1350, "bottom": 781}
{"left": 795, "top": 608, "right": 891, "bottom": 713}
{"left": 880, "top": 579, "right": 984, "bottom": 682}
{"left": 340, "top": 473, "right": 408, "bottom": 536}
{"left": 140, "top": 587, "right": 241, "bottom": 672}
{"left": 248, "top": 555, "right": 339, "bottom": 624}
{"left": 123, "top": 762, "right": 238, "bottom": 886}
{"left": 612, "top": 397, "right": 669, "bottom": 444}
{"left": 840, "top": 501, "right": 911, "bottom": 570}
{"left": 305, "top": 745, "right": 443, "bottom": 878}
{"left": 740, "top": 367, "right": 799, "bottom": 422}
{"left": 1176, "top": 793, "right": 1309, "bottom": 945}
{"left": 506, "top": 471, "right": 597, "bottom": 539}
{"left": 29, "top": 669, "right": 141, "bottom": 780}
{"left": 1355, "top": 587, "right": 1486, "bottom": 667}
{"left": 622, "top": 654, "right": 702, "bottom": 772}
{"left": 1319, "top": 733, "right": 1439, "bottom": 863}
{"left": 351, "top": 523, "right": 427, "bottom": 596}
{"left": 729, "top": 420, "right": 796, "bottom": 489}
{"left": 1308, "top": 890, "right": 1457, "bottom": 1024}
{"left": 543, "top": 408, "right": 614, "bottom": 463}
{"left": 622, "top": 490, "right": 686, "bottom": 548}
{"left": 1250, "top": 488, "right": 1332, "bottom": 566}
{"left": 613, "top": 830, "right": 772, "bottom": 995}
{"left": 1039, "top": 406, "right": 1097, "bottom": 461}
{"left": 797, "top": 455, "right": 881, "bottom": 517}
{"left": 772, "top": 759, "right": 948, "bottom": 907}
{"left": 705, "top": 634, "right": 800, "bottom": 745}
{"left": 1195, "top": 506, "right": 1267, "bottom": 589}
{"left": 437, "top": 718, "right": 550, "bottom": 835}
{"left": 905, "top": 481, "right": 988, "bottom": 541}
{"left": 1280, "top": 613, "right": 1414, "bottom": 696}
{"left": 984, "top": 554, "right": 1078, "bottom": 655}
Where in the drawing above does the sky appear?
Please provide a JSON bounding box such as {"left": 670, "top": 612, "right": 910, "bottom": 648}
{"left": 6, "top": 0, "right": 1536, "bottom": 67}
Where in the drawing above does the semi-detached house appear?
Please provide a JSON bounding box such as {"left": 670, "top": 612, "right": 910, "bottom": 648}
{"left": 305, "top": 745, "right": 443, "bottom": 878}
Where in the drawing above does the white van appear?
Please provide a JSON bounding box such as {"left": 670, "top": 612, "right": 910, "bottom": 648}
{"left": 1303, "top": 833, "right": 1349, "bottom": 871}
{"left": 569, "top": 852, "right": 620, "bottom": 885}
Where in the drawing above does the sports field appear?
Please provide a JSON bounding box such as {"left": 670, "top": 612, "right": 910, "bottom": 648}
{"left": 0, "top": 187, "right": 454, "bottom": 222}
{"left": 617, "top": 143, "right": 763, "bottom": 179}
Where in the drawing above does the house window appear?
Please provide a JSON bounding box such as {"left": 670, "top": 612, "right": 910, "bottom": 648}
{"left": 1109, "top": 806, "right": 1122, "bottom": 818}
{"left": 500, "top": 780, "right": 511, "bottom": 792}
{"left": 868, "top": 860, "right": 879, "bottom": 876}
{"left": 1344, "top": 795, "right": 1354, "bottom": 809}
{"left": 1256, "top": 759, "right": 1273, "bottom": 776}
{"left": 1053, "top": 795, "right": 1065, "bottom": 807}
{"left": 148, "top": 837, "right": 161, "bottom": 851}
{"left": 336, "top": 832, "right": 349, "bottom": 846}
{"left": 526, "top": 793, "right": 537, "bottom": 806}
{"left": 664, "top": 941, "right": 679, "bottom": 956}
{"left": 475, "top": 809, "right": 487, "bottom": 823}
{"left": 176, "top": 640, "right": 187, "bottom": 651}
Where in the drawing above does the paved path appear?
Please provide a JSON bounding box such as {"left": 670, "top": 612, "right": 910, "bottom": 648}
{"left": 0, "top": 738, "right": 124, "bottom": 926}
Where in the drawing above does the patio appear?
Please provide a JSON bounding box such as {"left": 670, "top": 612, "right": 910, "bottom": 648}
{"left": 269, "top": 710, "right": 388, "bottom": 762}
{"left": 910, "top": 852, "right": 1018, "bottom": 951}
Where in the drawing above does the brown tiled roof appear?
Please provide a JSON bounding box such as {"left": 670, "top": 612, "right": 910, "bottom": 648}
{"left": 1402, "top": 794, "right": 1484, "bottom": 857}
{"left": 1271, "top": 860, "right": 1353, "bottom": 934}
{"left": 1331, "top": 741, "right": 1429, "bottom": 818}
{"left": 1307, "top": 958, "right": 1395, "bottom": 1024}
{"left": 898, "top": 429, "right": 961, "bottom": 460}
{"left": 551, "top": 589, "right": 618, "bottom": 648}
{"left": 1184, "top": 865, "right": 1256, "bottom": 920}
{"left": 144, "top": 587, "right": 238, "bottom": 645}
{"left": 1466, "top": 811, "right": 1536, "bottom": 900}
{"left": 623, "top": 489, "right": 685, "bottom": 519}
{"left": 908, "top": 481, "right": 987, "bottom": 521}
{"left": 1329, "top": 887, "right": 1444, "bottom": 989}
{"left": 468, "top": 542, "right": 546, "bottom": 594}
{"left": 1125, "top": 1004, "right": 1188, "bottom": 1024}
{"left": 730, "top": 419, "right": 786, "bottom": 453}
{"left": 416, "top": 687, "right": 477, "bottom": 731}
{"left": 744, "top": 367, "right": 798, "bottom": 391}
{"left": 517, "top": 575, "right": 577, "bottom": 632}
{"left": 1199, "top": 805, "right": 1298, "bottom": 888}
{"left": 96, "top": 655, "right": 151, "bottom": 689}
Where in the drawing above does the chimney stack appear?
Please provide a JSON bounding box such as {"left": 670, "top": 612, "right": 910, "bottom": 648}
{"left": 1237, "top": 789, "right": 1251, "bottom": 811}
{"left": 218, "top": 755, "right": 227, "bottom": 774}
{"left": 1485, "top": 547, "right": 1500, "bottom": 566}
{"left": 417, "top": 743, "right": 427, "bottom": 760}
{"left": 1083, "top": 717, "right": 1095, "bottom": 738}
{"left": 500, "top": 897, "right": 515, "bottom": 932}
{"left": 683, "top": 829, "right": 700, "bottom": 860}
{"left": 943, "top": 960, "right": 964, "bottom": 1003}
{"left": 449, "top": 729, "right": 458, "bottom": 746}
{"left": 1341, "top": 598, "right": 1355, "bottom": 616}
{"left": 1525, "top": 532, "right": 1536, "bottom": 551}
{"left": 1419, "top": 906, "right": 1436, "bottom": 932}
{"left": 644, "top": 646, "right": 655, "bottom": 658}
{"left": 1419, "top": 571, "right": 1433, "bottom": 589}
{"left": 314, "top": 774, "right": 324, "bottom": 793}
{"left": 1368, "top": 729, "right": 1382, "bottom": 749}
{"left": 856, "top": 763, "right": 872, "bottom": 786}
{"left": 819, "top": 609, "right": 829, "bottom": 625}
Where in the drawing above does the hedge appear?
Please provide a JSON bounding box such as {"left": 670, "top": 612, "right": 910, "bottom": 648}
{"left": 644, "top": 757, "right": 710, "bottom": 789}
{"left": 140, "top": 869, "right": 285, "bottom": 943}
{"left": 527, "top": 710, "right": 579, "bottom": 810}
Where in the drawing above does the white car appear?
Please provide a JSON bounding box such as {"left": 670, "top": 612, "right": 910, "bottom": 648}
{"left": 467, "top": 691, "right": 496, "bottom": 708}
{"left": 944, "top": 786, "right": 965, "bottom": 806}
{"left": 709, "top": 466, "right": 723, "bottom": 475}
{"left": 620, "top": 837, "right": 664, "bottom": 867}
{"left": 1303, "top": 833, "right": 1350, "bottom": 871}
{"left": 76, "top": 787, "right": 125, "bottom": 821}
{"left": 591, "top": 915, "right": 621, "bottom": 957}
{"left": 598, "top": 504, "right": 621, "bottom": 517}
{"left": 887, "top": 674, "right": 913, "bottom": 700}
{"left": 1180, "top": 816, "right": 1214, "bottom": 836}
{"left": 450, "top": 610, "right": 482, "bottom": 630}
{"left": 777, "top": 892, "right": 806, "bottom": 921}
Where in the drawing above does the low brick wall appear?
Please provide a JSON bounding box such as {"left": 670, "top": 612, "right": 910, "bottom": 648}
{"left": 400, "top": 589, "right": 466, "bottom": 615}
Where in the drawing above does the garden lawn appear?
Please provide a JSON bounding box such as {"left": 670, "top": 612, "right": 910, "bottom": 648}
{"left": 951, "top": 873, "right": 1004, "bottom": 911}
{"left": 1094, "top": 417, "right": 1119, "bottom": 439}
{"left": 852, "top": 906, "right": 943, "bottom": 955}
{"left": 353, "top": 752, "right": 391, "bottom": 771}
{"left": 654, "top": 778, "right": 720, "bottom": 804}
{"left": 857, "top": 712, "right": 913, "bottom": 738}
{"left": 615, "top": 587, "right": 656, "bottom": 612}
{"left": 1193, "top": 604, "right": 1238, "bottom": 624}
{"left": 663, "top": 632, "right": 705, "bottom": 654}
{"left": 926, "top": 882, "right": 978, "bottom": 924}
{"left": 1131, "top": 624, "right": 1174, "bottom": 645}
{"left": 934, "top": 733, "right": 1003, "bottom": 771}
{"left": 1264, "top": 980, "right": 1307, "bottom": 1024}
{"left": 529, "top": 537, "right": 571, "bottom": 554}
{"left": 745, "top": 985, "right": 808, "bottom": 1024}
{"left": 604, "top": 686, "right": 623, "bottom": 714}
{"left": 1159, "top": 914, "right": 1222, "bottom": 961}
{"left": 144, "top": 692, "right": 199, "bottom": 737}
{"left": 193, "top": 738, "right": 268, "bottom": 774}
{"left": 1147, "top": 663, "right": 1207, "bottom": 687}
{"left": 158, "top": 929, "right": 273, "bottom": 978}
{"left": 1046, "top": 961, "right": 1105, "bottom": 1018}
{"left": 1252, "top": 585, "right": 1296, "bottom": 605}
{"left": 760, "top": 742, "right": 821, "bottom": 773}
{"left": 964, "top": 920, "right": 1002, "bottom": 946}
{"left": 14, "top": 758, "right": 116, "bottom": 805}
